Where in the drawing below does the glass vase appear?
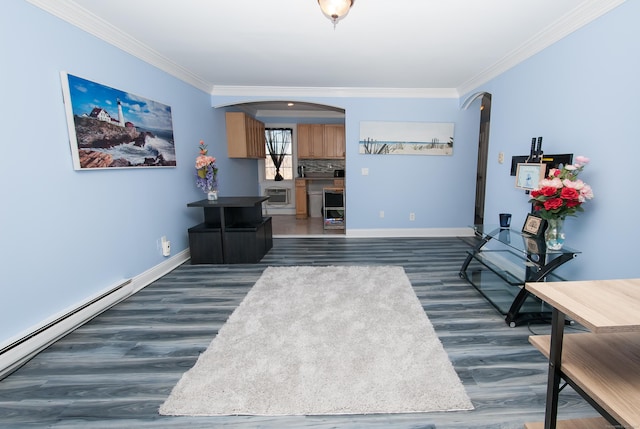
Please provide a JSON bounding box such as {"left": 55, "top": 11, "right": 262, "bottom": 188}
{"left": 207, "top": 189, "right": 218, "bottom": 201}
{"left": 544, "top": 218, "right": 565, "bottom": 250}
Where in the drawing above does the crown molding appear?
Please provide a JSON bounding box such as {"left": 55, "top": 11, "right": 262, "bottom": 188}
{"left": 28, "top": 0, "right": 625, "bottom": 100}
{"left": 457, "top": 0, "right": 627, "bottom": 95}
{"left": 25, "top": 0, "right": 214, "bottom": 93}
{"left": 211, "top": 85, "right": 459, "bottom": 99}
{"left": 256, "top": 109, "right": 346, "bottom": 119}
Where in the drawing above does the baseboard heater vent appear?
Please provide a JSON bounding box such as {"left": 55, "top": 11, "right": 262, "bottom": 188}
{"left": 265, "top": 188, "right": 289, "bottom": 205}
{"left": 0, "top": 278, "right": 132, "bottom": 380}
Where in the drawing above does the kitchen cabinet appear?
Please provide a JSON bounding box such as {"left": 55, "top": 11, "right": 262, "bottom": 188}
{"left": 295, "top": 179, "right": 308, "bottom": 219}
{"left": 295, "top": 178, "right": 345, "bottom": 219}
{"left": 297, "top": 124, "right": 324, "bottom": 158}
{"left": 524, "top": 279, "right": 640, "bottom": 429}
{"left": 298, "top": 123, "right": 344, "bottom": 159}
{"left": 226, "top": 112, "right": 266, "bottom": 159}
{"left": 323, "top": 124, "right": 345, "bottom": 158}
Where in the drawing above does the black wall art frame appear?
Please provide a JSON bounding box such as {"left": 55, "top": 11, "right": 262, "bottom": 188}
{"left": 60, "top": 71, "right": 176, "bottom": 170}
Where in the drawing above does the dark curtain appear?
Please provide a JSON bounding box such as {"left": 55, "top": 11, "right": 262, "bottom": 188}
{"left": 265, "top": 128, "right": 292, "bottom": 181}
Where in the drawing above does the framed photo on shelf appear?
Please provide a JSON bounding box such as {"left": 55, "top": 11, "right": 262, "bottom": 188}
{"left": 522, "top": 214, "right": 546, "bottom": 237}
{"left": 515, "top": 163, "right": 546, "bottom": 190}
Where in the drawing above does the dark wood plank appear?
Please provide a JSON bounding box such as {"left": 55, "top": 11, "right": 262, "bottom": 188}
{"left": 0, "top": 238, "right": 600, "bottom": 428}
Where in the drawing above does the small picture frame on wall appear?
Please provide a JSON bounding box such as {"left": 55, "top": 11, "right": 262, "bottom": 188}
{"left": 522, "top": 214, "right": 546, "bottom": 237}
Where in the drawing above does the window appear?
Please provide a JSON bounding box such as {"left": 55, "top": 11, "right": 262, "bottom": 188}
{"left": 265, "top": 128, "right": 293, "bottom": 180}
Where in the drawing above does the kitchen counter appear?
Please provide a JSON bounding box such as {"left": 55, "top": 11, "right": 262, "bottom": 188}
{"left": 295, "top": 176, "right": 345, "bottom": 219}
{"left": 297, "top": 177, "right": 337, "bottom": 182}
{"left": 297, "top": 174, "right": 343, "bottom": 180}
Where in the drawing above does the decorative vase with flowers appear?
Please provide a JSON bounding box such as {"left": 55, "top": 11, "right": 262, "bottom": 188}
{"left": 195, "top": 140, "right": 218, "bottom": 200}
{"left": 528, "top": 155, "right": 594, "bottom": 250}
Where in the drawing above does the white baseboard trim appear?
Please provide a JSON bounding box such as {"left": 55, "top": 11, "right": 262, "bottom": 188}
{"left": 0, "top": 249, "right": 190, "bottom": 380}
{"left": 346, "top": 227, "right": 476, "bottom": 238}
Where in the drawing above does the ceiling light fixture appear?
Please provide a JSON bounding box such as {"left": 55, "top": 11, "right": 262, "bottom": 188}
{"left": 318, "top": 0, "right": 354, "bottom": 28}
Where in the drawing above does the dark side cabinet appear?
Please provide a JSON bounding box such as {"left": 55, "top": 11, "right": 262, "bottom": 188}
{"left": 187, "top": 197, "right": 272, "bottom": 264}
{"left": 188, "top": 224, "right": 223, "bottom": 264}
{"left": 225, "top": 217, "right": 272, "bottom": 263}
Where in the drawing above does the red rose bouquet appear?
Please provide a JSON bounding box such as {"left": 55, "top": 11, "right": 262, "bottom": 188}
{"left": 529, "top": 155, "right": 594, "bottom": 220}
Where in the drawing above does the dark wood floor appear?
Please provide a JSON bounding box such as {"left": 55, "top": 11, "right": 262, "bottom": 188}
{"left": 0, "top": 237, "right": 598, "bottom": 428}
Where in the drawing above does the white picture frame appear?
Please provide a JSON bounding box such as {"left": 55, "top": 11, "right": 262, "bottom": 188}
{"left": 358, "top": 121, "right": 454, "bottom": 156}
{"left": 60, "top": 71, "right": 176, "bottom": 170}
{"left": 515, "top": 163, "right": 545, "bottom": 190}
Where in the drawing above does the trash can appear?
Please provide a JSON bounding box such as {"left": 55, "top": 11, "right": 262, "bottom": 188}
{"left": 308, "top": 191, "right": 323, "bottom": 218}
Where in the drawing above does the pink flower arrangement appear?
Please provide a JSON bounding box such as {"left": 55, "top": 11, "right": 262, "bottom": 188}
{"left": 528, "top": 155, "right": 594, "bottom": 220}
{"left": 195, "top": 140, "right": 218, "bottom": 192}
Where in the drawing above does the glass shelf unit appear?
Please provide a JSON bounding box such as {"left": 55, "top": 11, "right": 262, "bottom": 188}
{"left": 460, "top": 225, "right": 580, "bottom": 327}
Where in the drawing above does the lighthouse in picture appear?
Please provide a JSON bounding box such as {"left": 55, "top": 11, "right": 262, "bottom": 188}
{"left": 117, "top": 98, "right": 125, "bottom": 127}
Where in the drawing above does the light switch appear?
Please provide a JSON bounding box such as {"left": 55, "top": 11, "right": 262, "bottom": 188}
{"left": 361, "top": 167, "right": 369, "bottom": 176}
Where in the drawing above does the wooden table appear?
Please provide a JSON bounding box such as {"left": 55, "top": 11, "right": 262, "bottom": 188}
{"left": 524, "top": 279, "right": 640, "bottom": 429}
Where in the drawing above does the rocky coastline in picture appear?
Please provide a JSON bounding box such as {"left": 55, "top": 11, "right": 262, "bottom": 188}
{"left": 73, "top": 115, "right": 176, "bottom": 168}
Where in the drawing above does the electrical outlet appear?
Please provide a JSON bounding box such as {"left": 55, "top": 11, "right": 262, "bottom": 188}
{"left": 160, "top": 236, "right": 171, "bottom": 256}
{"left": 158, "top": 236, "right": 168, "bottom": 255}
{"left": 361, "top": 167, "right": 369, "bottom": 176}
{"left": 409, "top": 212, "right": 415, "bottom": 221}
{"left": 379, "top": 211, "right": 384, "bottom": 218}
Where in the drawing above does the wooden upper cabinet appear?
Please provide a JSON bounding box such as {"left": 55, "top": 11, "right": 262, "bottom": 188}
{"left": 298, "top": 123, "right": 345, "bottom": 159}
{"left": 226, "top": 112, "right": 266, "bottom": 159}
{"left": 323, "top": 124, "right": 345, "bottom": 159}
{"left": 297, "top": 124, "right": 324, "bottom": 159}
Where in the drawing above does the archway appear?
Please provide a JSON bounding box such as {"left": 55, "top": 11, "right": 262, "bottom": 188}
{"left": 218, "top": 100, "right": 347, "bottom": 235}
{"left": 462, "top": 92, "right": 492, "bottom": 225}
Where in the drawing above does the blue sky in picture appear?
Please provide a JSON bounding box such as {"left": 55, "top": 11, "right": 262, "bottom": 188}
{"left": 65, "top": 73, "right": 174, "bottom": 134}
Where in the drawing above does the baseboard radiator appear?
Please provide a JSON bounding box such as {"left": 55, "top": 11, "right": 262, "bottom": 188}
{"left": 0, "top": 248, "right": 190, "bottom": 380}
{"left": 0, "top": 279, "right": 132, "bottom": 380}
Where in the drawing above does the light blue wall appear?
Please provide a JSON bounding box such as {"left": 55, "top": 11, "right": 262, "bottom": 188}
{"left": 467, "top": 0, "right": 639, "bottom": 280}
{"left": 215, "top": 96, "right": 481, "bottom": 230}
{"left": 344, "top": 98, "right": 479, "bottom": 229}
{"left": 0, "top": 2, "right": 257, "bottom": 343}
{"left": 2, "top": 0, "right": 638, "bottom": 348}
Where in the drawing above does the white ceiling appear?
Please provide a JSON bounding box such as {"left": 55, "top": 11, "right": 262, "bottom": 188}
{"left": 29, "top": 0, "right": 624, "bottom": 105}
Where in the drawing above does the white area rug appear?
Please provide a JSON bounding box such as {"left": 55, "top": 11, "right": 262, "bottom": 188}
{"left": 159, "top": 266, "right": 474, "bottom": 416}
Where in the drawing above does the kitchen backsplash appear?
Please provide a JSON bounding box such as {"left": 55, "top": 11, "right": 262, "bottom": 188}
{"left": 298, "top": 159, "right": 345, "bottom": 175}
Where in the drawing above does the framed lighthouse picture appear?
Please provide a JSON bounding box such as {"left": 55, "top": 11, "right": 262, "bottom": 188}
{"left": 60, "top": 72, "right": 176, "bottom": 170}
